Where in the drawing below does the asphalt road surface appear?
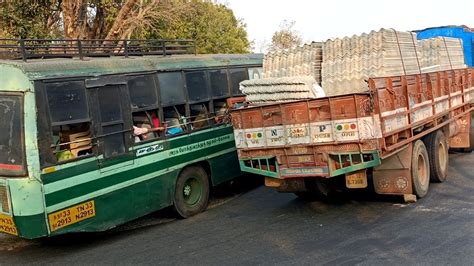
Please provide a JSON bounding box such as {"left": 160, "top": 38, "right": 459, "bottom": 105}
{"left": 1, "top": 152, "right": 473, "bottom": 265}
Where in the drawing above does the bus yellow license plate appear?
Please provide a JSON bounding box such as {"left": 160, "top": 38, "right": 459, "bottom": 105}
{"left": 0, "top": 213, "right": 18, "bottom": 236}
{"left": 48, "top": 200, "right": 96, "bottom": 232}
{"left": 345, "top": 171, "right": 368, "bottom": 189}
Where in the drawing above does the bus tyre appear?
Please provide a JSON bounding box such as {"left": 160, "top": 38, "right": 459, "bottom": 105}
{"left": 412, "top": 140, "right": 430, "bottom": 198}
{"left": 173, "top": 166, "right": 210, "bottom": 218}
{"left": 426, "top": 130, "right": 448, "bottom": 182}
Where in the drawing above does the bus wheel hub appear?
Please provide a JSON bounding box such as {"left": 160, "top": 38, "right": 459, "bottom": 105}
{"left": 184, "top": 185, "right": 191, "bottom": 196}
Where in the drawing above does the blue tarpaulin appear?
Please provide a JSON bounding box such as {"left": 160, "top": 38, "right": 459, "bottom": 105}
{"left": 415, "top": 26, "right": 474, "bottom": 67}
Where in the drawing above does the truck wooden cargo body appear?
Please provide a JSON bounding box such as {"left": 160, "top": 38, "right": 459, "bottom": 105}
{"left": 230, "top": 68, "right": 474, "bottom": 198}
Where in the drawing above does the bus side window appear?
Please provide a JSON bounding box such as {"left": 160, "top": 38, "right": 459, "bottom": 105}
{"left": 132, "top": 110, "right": 161, "bottom": 142}
{"left": 163, "top": 105, "right": 186, "bottom": 136}
{"left": 44, "top": 81, "right": 94, "bottom": 163}
{"left": 229, "top": 68, "right": 248, "bottom": 97}
{"left": 52, "top": 123, "right": 93, "bottom": 161}
{"left": 213, "top": 100, "right": 228, "bottom": 124}
{"left": 190, "top": 103, "right": 210, "bottom": 129}
{"left": 127, "top": 75, "right": 161, "bottom": 142}
{"left": 209, "top": 69, "right": 230, "bottom": 99}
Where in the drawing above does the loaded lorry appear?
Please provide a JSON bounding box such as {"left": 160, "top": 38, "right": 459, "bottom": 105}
{"left": 230, "top": 69, "right": 474, "bottom": 201}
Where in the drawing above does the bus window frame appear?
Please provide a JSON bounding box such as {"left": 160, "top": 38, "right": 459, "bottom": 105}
{"left": 126, "top": 74, "right": 159, "bottom": 112}
{"left": 184, "top": 70, "right": 211, "bottom": 104}
{"left": 36, "top": 79, "right": 97, "bottom": 168}
{"left": 87, "top": 79, "right": 134, "bottom": 160}
{"left": 44, "top": 80, "right": 91, "bottom": 127}
{"left": 209, "top": 67, "right": 231, "bottom": 100}
{"left": 0, "top": 92, "right": 27, "bottom": 177}
{"left": 228, "top": 67, "right": 249, "bottom": 97}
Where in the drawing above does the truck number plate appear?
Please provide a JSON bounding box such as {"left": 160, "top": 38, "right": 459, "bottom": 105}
{"left": 345, "top": 171, "right": 368, "bottom": 189}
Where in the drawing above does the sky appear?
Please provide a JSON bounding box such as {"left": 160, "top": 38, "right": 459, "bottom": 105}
{"left": 222, "top": 0, "right": 474, "bottom": 52}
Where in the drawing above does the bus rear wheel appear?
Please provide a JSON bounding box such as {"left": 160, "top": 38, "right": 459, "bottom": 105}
{"left": 173, "top": 166, "right": 210, "bottom": 218}
{"left": 425, "top": 130, "right": 448, "bottom": 182}
{"left": 412, "top": 140, "right": 430, "bottom": 198}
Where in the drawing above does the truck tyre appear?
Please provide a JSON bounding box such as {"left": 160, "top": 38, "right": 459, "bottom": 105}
{"left": 412, "top": 140, "right": 430, "bottom": 198}
{"left": 467, "top": 112, "right": 474, "bottom": 152}
{"left": 173, "top": 166, "right": 210, "bottom": 218}
{"left": 426, "top": 130, "right": 448, "bottom": 182}
{"left": 460, "top": 112, "right": 474, "bottom": 152}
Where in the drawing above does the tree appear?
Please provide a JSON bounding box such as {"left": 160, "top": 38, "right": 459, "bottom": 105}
{"left": 269, "top": 20, "right": 302, "bottom": 51}
{"left": 0, "top": 0, "right": 250, "bottom": 53}
{"left": 143, "top": 1, "right": 250, "bottom": 54}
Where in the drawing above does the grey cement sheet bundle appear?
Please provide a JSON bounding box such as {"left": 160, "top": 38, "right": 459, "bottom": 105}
{"left": 321, "top": 29, "right": 465, "bottom": 96}
{"left": 242, "top": 28, "right": 466, "bottom": 103}
{"left": 263, "top": 42, "right": 322, "bottom": 84}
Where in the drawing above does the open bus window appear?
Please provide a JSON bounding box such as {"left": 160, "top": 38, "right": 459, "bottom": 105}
{"left": 163, "top": 105, "right": 186, "bottom": 136}
{"left": 158, "top": 72, "right": 185, "bottom": 106}
{"left": 127, "top": 75, "right": 158, "bottom": 110}
{"left": 43, "top": 81, "right": 94, "bottom": 164}
{"left": 213, "top": 100, "right": 228, "bottom": 124}
{"left": 45, "top": 81, "right": 89, "bottom": 125}
{"left": 190, "top": 103, "right": 210, "bottom": 129}
{"left": 185, "top": 71, "right": 210, "bottom": 103}
{"left": 0, "top": 94, "right": 26, "bottom": 176}
{"left": 52, "top": 122, "right": 93, "bottom": 162}
{"left": 132, "top": 110, "right": 162, "bottom": 142}
{"left": 229, "top": 68, "right": 248, "bottom": 96}
{"left": 209, "top": 69, "right": 230, "bottom": 99}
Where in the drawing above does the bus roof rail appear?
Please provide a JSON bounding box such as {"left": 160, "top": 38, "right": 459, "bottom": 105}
{"left": 0, "top": 38, "right": 197, "bottom": 61}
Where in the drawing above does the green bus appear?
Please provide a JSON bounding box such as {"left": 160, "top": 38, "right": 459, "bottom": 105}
{"left": 0, "top": 39, "right": 262, "bottom": 239}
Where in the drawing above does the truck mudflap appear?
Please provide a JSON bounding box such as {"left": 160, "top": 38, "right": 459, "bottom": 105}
{"left": 239, "top": 150, "right": 381, "bottom": 179}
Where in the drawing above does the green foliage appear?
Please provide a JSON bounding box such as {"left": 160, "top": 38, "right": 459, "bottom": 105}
{"left": 0, "top": 0, "right": 250, "bottom": 54}
{"left": 138, "top": 1, "right": 251, "bottom": 54}
{"left": 0, "top": 1, "right": 54, "bottom": 38}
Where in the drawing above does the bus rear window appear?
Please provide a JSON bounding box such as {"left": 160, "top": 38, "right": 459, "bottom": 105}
{"left": 0, "top": 94, "right": 26, "bottom": 176}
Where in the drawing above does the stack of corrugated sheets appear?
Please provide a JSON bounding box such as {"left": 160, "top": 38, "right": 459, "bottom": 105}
{"left": 263, "top": 42, "right": 323, "bottom": 84}
{"left": 419, "top": 37, "right": 466, "bottom": 72}
{"left": 239, "top": 76, "right": 323, "bottom": 103}
{"left": 322, "top": 29, "right": 422, "bottom": 96}
{"left": 321, "top": 29, "right": 466, "bottom": 96}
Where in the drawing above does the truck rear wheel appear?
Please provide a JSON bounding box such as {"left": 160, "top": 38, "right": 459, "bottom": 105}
{"left": 425, "top": 130, "right": 448, "bottom": 182}
{"left": 173, "top": 166, "right": 210, "bottom": 218}
{"left": 412, "top": 140, "right": 430, "bottom": 198}
{"left": 467, "top": 112, "right": 474, "bottom": 152}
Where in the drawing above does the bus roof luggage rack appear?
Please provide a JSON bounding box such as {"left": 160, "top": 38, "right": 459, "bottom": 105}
{"left": 0, "top": 38, "right": 196, "bottom": 61}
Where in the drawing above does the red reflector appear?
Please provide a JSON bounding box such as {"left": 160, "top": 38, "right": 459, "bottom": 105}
{"left": 0, "top": 164, "right": 22, "bottom": 171}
